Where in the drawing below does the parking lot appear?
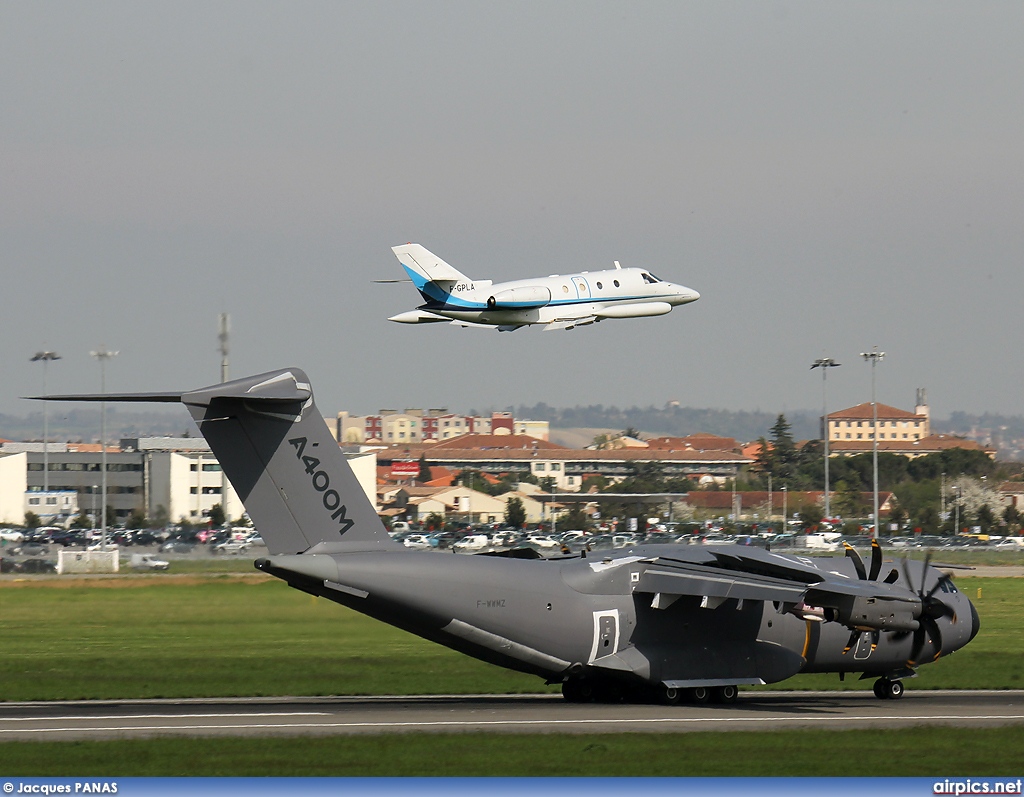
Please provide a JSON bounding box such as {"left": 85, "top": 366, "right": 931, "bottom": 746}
{"left": 2, "top": 522, "right": 1021, "bottom": 575}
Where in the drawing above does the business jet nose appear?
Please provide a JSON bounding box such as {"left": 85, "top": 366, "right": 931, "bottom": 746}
{"left": 676, "top": 287, "right": 700, "bottom": 304}
{"left": 666, "top": 284, "right": 700, "bottom": 305}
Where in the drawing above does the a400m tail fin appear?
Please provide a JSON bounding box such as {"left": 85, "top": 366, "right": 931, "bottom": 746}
{"left": 38, "top": 369, "right": 397, "bottom": 556}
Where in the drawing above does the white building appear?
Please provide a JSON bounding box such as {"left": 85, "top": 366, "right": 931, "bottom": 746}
{"left": 335, "top": 408, "right": 548, "bottom": 444}
{"left": 0, "top": 439, "right": 378, "bottom": 528}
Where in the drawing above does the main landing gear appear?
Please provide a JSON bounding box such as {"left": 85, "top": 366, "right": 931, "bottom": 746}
{"left": 561, "top": 677, "right": 739, "bottom": 705}
{"left": 671, "top": 684, "right": 738, "bottom": 705}
{"left": 872, "top": 677, "right": 905, "bottom": 700}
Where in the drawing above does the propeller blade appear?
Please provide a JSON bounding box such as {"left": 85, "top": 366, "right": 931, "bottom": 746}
{"left": 842, "top": 629, "right": 860, "bottom": 655}
{"left": 925, "top": 572, "right": 953, "bottom": 602}
{"left": 869, "top": 540, "right": 883, "bottom": 581}
{"left": 908, "top": 623, "right": 927, "bottom": 667}
{"left": 906, "top": 557, "right": 953, "bottom": 666}
{"left": 844, "top": 542, "right": 867, "bottom": 580}
{"left": 927, "top": 617, "right": 944, "bottom": 661}
{"left": 883, "top": 568, "right": 900, "bottom": 584}
{"left": 902, "top": 559, "right": 915, "bottom": 594}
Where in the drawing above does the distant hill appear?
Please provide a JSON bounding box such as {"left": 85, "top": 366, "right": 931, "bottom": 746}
{"left": 0, "top": 407, "right": 194, "bottom": 444}
{"left": 513, "top": 403, "right": 821, "bottom": 444}
{"left": 4, "top": 403, "right": 1021, "bottom": 458}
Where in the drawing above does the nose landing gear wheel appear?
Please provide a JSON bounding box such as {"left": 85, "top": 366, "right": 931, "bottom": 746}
{"left": 873, "top": 678, "right": 905, "bottom": 700}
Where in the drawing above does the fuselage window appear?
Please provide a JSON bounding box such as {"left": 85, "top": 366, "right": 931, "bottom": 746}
{"left": 613, "top": 280, "right": 620, "bottom": 288}
{"left": 596, "top": 282, "right": 603, "bottom": 289}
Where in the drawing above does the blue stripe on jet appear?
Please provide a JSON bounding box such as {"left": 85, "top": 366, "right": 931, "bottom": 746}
{"left": 403, "top": 265, "right": 664, "bottom": 311}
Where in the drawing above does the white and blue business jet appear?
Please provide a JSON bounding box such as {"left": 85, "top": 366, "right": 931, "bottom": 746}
{"left": 387, "top": 244, "right": 700, "bottom": 332}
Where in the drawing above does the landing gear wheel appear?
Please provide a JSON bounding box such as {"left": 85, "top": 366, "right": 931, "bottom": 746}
{"left": 660, "top": 686, "right": 681, "bottom": 706}
{"left": 562, "top": 678, "right": 594, "bottom": 703}
{"left": 687, "top": 686, "right": 711, "bottom": 704}
{"left": 592, "top": 679, "right": 624, "bottom": 704}
{"left": 712, "top": 685, "right": 739, "bottom": 704}
{"left": 873, "top": 678, "right": 904, "bottom": 700}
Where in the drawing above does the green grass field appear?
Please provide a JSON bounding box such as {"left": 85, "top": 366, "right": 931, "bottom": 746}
{"left": 1, "top": 574, "right": 1019, "bottom": 700}
{"left": 0, "top": 574, "right": 551, "bottom": 701}
{"left": 0, "top": 571, "right": 1021, "bottom": 776}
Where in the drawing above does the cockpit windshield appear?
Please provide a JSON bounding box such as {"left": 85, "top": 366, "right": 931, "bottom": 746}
{"left": 641, "top": 272, "right": 662, "bottom": 284}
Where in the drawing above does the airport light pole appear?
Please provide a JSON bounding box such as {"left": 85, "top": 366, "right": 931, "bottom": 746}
{"left": 941, "top": 472, "right": 946, "bottom": 521}
{"left": 810, "top": 357, "right": 840, "bottom": 520}
{"left": 219, "top": 313, "right": 230, "bottom": 524}
{"left": 30, "top": 351, "right": 61, "bottom": 498}
{"left": 91, "top": 345, "right": 118, "bottom": 549}
{"left": 952, "top": 484, "right": 962, "bottom": 536}
{"left": 860, "top": 347, "right": 885, "bottom": 539}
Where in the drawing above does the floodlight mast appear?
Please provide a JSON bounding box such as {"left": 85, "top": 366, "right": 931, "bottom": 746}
{"left": 810, "top": 357, "right": 841, "bottom": 520}
{"left": 219, "top": 313, "right": 230, "bottom": 523}
{"left": 30, "top": 351, "right": 61, "bottom": 500}
{"left": 860, "top": 347, "right": 885, "bottom": 539}
{"left": 90, "top": 345, "right": 119, "bottom": 549}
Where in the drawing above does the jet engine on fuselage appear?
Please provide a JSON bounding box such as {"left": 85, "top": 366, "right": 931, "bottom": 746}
{"left": 486, "top": 286, "right": 552, "bottom": 309}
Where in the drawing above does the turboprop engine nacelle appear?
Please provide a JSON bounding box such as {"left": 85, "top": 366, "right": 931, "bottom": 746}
{"left": 487, "top": 286, "right": 552, "bottom": 309}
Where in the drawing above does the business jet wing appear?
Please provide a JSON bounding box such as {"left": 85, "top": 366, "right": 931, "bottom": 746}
{"left": 449, "top": 319, "right": 528, "bottom": 332}
{"left": 542, "top": 316, "right": 598, "bottom": 331}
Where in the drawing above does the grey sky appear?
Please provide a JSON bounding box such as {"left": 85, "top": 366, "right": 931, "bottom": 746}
{"left": 3, "top": 2, "right": 1022, "bottom": 426}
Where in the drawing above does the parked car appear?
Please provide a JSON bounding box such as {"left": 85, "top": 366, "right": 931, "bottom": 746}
{"left": 453, "top": 534, "right": 489, "bottom": 552}
{"left": 130, "top": 553, "right": 170, "bottom": 570}
{"left": 11, "top": 542, "right": 49, "bottom": 556}
{"left": 130, "top": 530, "right": 161, "bottom": 546}
{"left": 160, "top": 538, "right": 196, "bottom": 554}
{"left": 50, "top": 530, "right": 88, "bottom": 547}
{"left": 213, "top": 539, "right": 251, "bottom": 555}
{"left": 18, "top": 558, "right": 57, "bottom": 574}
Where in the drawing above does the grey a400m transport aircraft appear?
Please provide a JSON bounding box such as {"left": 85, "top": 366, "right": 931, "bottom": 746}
{"left": 43, "top": 368, "right": 980, "bottom": 704}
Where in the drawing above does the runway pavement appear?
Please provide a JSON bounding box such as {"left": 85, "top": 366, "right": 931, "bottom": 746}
{"left": 2, "top": 691, "right": 1024, "bottom": 741}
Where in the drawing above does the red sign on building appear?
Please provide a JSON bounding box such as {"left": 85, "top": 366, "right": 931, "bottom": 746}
{"left": 391, "top": 460, "right": 420, "bottom": 478}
